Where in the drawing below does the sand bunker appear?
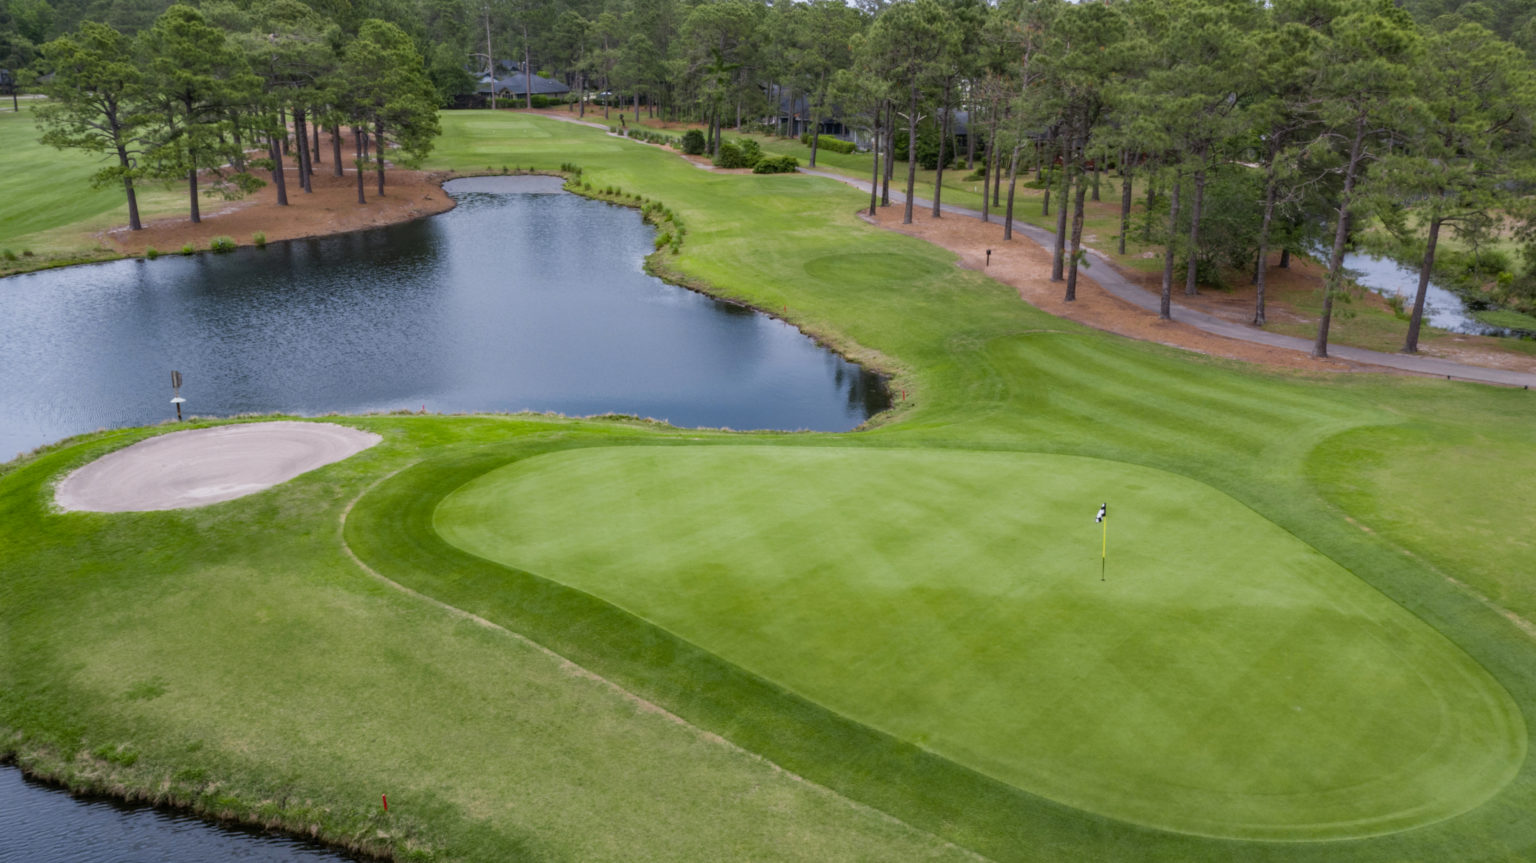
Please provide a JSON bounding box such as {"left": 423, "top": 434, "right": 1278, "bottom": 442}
{"left": 55, "top": 421, "right": 381, "bottom": 512}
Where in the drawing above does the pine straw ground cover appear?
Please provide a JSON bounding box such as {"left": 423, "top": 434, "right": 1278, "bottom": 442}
{"left": 2, "top": 112, "right": 1535, "bottom": 861}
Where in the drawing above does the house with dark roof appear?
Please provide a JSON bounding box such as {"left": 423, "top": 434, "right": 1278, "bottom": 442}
{"left": 474, "top": 61, "right": 570, "bottom": 101}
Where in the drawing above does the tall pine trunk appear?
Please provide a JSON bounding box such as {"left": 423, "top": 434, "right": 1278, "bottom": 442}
{"left": 375, "top": 119, "right": 386, "bottom": 196}
{"left": 882, "top": 104, "right": 893, "bottom": 206}
{"left": 986, "top": 106, "right": 1000, "bottom": 210}
{"left": 993, "top": 137, "right": 1003, "bottom": 206}
{"left": 1314, "top": 117, "right": 1367, "bottom": 359}
{"left": 903, "top": 86, "right": 918, "bottom": 225}
{"left": 1066, "top": 158, "right": 1087, "bottom": 301}
{"left": 1091, "top": 151, "right": 1100, "bottom": 202}
{"left": 1253, "top": 163, "right": 1279, "bottom": 326}
{"left": 1118, "top": 150, "right": 1131, "bottom": 255}
{"left": 354, "top": 126, "right": 366, "bottom": 204}
{"left": 1404, "top": 216, "right": 1442, "bottom": 353}
{"left": 115, "top": 140, "right": 142, "bottom": 231}
{"left": 1042, "top": 156, "right": 1051, "bottom": 217}
{"left": 980, "top": 125, "right": 991, "bottom": 224}
{"left": 1003, "top": 146, "right": 1020, "bottom": 241}
{"left": 868, "top": 110, "right": 881, "bottom": 217}
{"left": 268, "top": 134, "right": 288, "bottom": 206}
{"left": 187, "top": 161, "right": 200, "bottom": 224}
{"left": 1160, "top": 170, "right": 1182, "bottom": 320}
{"left": 293, "top": 108, "right": 312, "bottom": 192}
{"left": 1143, "top": 176, "right": 1156, "bottom": 242}
{"left": 809, "top": 113, "right": 821, "bottom": 167}
{"left": 1185, "top": 161, "right": 1207, "bottom": 296}
{"left": 1051, "top": 139, "right": 1069, "bottom": 281}
{"left": 931, "top": 83, "right": 951, "bottom": 218}
{"left": 312, "top": 112, "right": 321, "bottom": 166}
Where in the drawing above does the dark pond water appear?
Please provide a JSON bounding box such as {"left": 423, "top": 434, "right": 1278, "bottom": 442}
{"left": 0, "top": 765, "right": 357, "bottom": 862}
{"left": 0, "top": 175, "right": 886, "bottom": 460}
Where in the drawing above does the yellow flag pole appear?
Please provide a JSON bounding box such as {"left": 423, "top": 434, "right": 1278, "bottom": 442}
{"left": 1100, "top": 515, "right": 1107, "bottom": 582}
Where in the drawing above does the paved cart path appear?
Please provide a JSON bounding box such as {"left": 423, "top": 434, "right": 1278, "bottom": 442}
{"left": 802, "top": 167, "right": 1536, "bottom": 389}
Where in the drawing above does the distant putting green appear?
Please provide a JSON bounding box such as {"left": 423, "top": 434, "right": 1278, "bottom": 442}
{"left": 435, "top": 445, "right": 1524, "bottom": 840}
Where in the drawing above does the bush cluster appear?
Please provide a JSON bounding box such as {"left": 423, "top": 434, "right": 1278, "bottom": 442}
{"left": 753, "top": 155, "right": 799, "bottom": 174}
{"left": 713, "top": 138, "right": 762, "bottom": 170}
{"left": 798, "top": 133, "right": 856, "bottom": 155}
{"left": 681, "top": 129, "right": 706, "bottom": 155}
{"left": 210, "top": 236, "right": 237, "bottom": 253}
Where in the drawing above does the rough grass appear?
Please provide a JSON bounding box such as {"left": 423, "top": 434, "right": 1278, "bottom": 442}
{"left": 3, "top": 112, "right": 1536, "bottom": 861}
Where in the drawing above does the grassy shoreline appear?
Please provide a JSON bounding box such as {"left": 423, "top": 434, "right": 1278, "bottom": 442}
{"left": 3, "top": 113, "right": 1536, "bottom": 861}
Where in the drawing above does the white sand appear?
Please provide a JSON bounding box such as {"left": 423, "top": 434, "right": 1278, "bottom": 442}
{"left": 54, "top": 421, "right": 381, "bottom": 512}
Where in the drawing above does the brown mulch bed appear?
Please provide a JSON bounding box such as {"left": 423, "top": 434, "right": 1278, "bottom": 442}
{"left": 105, "top": 132, "right": 454, "bottom": 256}
{"left": 865, "top": 205, "right": 1363, "bottom": 373}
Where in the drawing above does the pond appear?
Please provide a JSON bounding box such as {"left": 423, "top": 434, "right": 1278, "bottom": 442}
{"left": 0, "top": 174, "right": 888, "bottom": 855}
{"left": 1338, "top": 250, "right": 1506, "bottom": 336}
{"left": 0, "top": 765, "right": 358, "bottom": 862}
{"left": 0, "top": 175, "right": 887, "bottom": 461}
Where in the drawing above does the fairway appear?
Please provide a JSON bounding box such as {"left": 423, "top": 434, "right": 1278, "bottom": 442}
{"left": 435, "top": 445, "right": 1523, "bottom": 839}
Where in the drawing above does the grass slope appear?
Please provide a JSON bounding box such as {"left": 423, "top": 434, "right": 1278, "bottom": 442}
{"left": 3, "top": 112, "right": 1535, "bottom": 861}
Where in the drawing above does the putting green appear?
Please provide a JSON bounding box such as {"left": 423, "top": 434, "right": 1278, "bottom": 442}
{"left": 436, "top": 445, "right": 1524, "bottom": 840}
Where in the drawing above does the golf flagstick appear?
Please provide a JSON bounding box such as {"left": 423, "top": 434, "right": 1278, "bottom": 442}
{"left": 1095, "top": 503, "right": 1107, "bottom": 581}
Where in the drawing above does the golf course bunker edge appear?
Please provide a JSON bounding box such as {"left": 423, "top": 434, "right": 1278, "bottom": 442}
{"left": 55, "top": 421, "right": 381, "bottom": 512}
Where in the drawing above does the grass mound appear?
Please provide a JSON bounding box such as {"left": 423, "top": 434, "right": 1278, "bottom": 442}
{"left": 434, "top": 445, "right": 1522, "bottom": 839}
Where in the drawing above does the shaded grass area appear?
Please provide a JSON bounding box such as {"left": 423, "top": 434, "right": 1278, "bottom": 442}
{"left": 3, "top": 112, "right": 1536, "bottom": 861}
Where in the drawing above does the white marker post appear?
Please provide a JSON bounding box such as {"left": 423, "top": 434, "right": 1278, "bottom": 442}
{"left": 171, "top": 370, "right": 185, "bottom": 421}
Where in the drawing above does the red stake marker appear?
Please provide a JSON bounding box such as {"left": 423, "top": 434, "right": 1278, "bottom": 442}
{"left": 382, "top": 793, "right": 388, "bottom": 812}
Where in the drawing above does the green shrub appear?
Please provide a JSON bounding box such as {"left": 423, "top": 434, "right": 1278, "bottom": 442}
{"left": 738, "top": 138, "right": 762, "bottom": 164}
{"left": 252, "top": 232, "right": 267, "bottom": 248}
{"left": 145, "top": 247, "right": 159, "bottom": 260}
{"left": 799, "top": 133, "right": 856, "bottom": 155}
{"left": 654, "top": 231, "right": 671, "bottom": 250}
{"left": 894, "top": 121, "right": 956, "bottom": 170}
{"left": 180, "top": 243, "right": 195, "bottom": 255}
{"left": 1, "top": 249, "right": 15, "bottom": 262}
{"left": 753, "top": 155, "right": 799, "bottom": 174}
{"left": 210, "top": 236, "right": 237, "bottom": 253}
{"left": 714, "top": 140, "right": 759, "bottom": 170}
{"left": 681, "top": 129, "right": 706, "bottom": 155}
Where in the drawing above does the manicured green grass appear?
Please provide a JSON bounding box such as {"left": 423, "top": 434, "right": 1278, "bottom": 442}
{"left": 5, "top": 112, "right": 1536, "bottom": 861}
{"left": 1308, "top": 417, "right": 1536, "bottom": 623}
{"left": 0, "top": 104, "right": 180, "bottom": 269}
{"left": 436, "top": 445, "right": 1520, "bottom": 839}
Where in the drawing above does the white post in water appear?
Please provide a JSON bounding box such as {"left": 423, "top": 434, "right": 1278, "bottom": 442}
{"left": 171, "top": 370, "right": 185, "bottom": 421}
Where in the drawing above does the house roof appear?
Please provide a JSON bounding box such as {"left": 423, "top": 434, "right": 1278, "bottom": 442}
{"left": 477, "top": 71, "right": 570, "bottom": 97}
